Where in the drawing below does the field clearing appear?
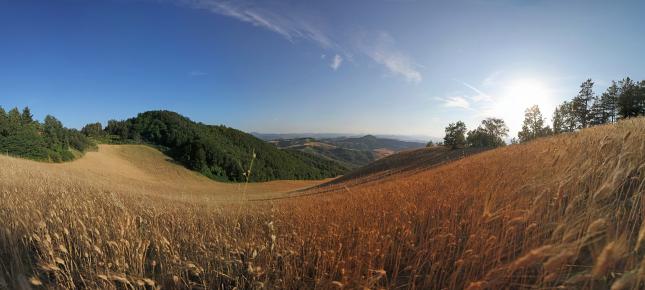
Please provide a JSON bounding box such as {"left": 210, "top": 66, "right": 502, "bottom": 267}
{"left": 1, "top": 118, "right": 644, "bottom": 289}
{"left": 3, "top": 144, "right": 327, "bottom": 203}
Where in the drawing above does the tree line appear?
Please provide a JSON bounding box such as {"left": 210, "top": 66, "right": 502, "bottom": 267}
{"left": 439, "top": 77, "right": 645, "bottom": 149}
{"left": 0, "top": 106, "right": 93, "bottom": 161}
{"left": 552, "top": 78, "right": 644, "bottom": 133}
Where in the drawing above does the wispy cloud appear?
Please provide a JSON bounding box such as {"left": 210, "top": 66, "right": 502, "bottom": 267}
{"left": 359, "top": 32, "right": 422, "bottom": 83}
{"left": 178, "top": 0, "right": 335, "bottom": 48}
{"left": 171, "top": 0, "right": 422, "bottom": 83}
{"left": 330, "top": 54, "right": 343, "bottom": 71}
{"left": 440, "top": 96, "right": 471, "bottom": 109}
{"left": 461, "top": 81, "right": 493, "bottom": 103}
{"left": 482, "top": 70, "right": 503, "bottom": 87}
{"left": 437, "top": 81, "right": 493, "bottom": 112}
{"left": 189, "top": 70, "right": 208, "bottom": 77}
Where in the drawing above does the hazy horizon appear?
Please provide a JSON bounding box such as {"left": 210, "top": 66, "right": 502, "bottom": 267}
{"left": 2, "top": 0, "right": 644, "bottom": 137}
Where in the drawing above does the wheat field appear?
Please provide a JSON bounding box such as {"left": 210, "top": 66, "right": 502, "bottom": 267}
{"left": 1, "top": 118, "right": 644, "bottom": 289}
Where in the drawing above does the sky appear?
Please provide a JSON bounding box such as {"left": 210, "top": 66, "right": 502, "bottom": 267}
{"left": 1, "top": 0, "right": 644, "bottom": 138}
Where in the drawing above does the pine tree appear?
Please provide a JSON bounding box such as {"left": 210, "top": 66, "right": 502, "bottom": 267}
{"left": 552, "top": 105, "right": 565, "bottom": 134}
{"left": 7, "top": 107, "right": 21, "bottom": 132}
{"left": 588, "top": 99, "right": 604, "bottom": 126}
{"left": 639, "top": 80, "right": 645, "bottom": 116}
{"left": 0, "top": 107, "right": 7, "bottom": 136}
{"left": 617, "top": 77, "right": 640, "bottom": 118}
{"left": 20, "top": 107, "right": 34, "bottom": 125}
{"left": 571, "top": 79, "right": 594, "bottom": 128}
{"left": 599, "top": 81, "right": 619, "bottom": 123}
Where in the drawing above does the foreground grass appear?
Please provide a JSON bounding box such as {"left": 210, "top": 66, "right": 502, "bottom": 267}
{"left": 1, "top": 118, "right": 644, "bottom": 289}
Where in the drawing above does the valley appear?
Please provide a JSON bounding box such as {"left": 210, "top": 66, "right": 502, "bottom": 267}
{"left": 1, "top": 118, "right": 643, "bottom": 289}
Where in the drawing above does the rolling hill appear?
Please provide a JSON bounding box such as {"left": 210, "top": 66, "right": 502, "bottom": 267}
{"left": 102, "top": 111, "right": 347, "bottom": 182}
{"left": 1, "top": 117, "right": 643, "bottom": 289}
{"left": 268, "top": 135, "right": 426, "bottom": 168}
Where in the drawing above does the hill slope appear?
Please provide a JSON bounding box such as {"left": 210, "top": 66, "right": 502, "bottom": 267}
{"left": 281, "top": 117, "right": 645, "bottom": 289}
{"left": 323, "top": 145, "right": 488, "bottom": 186}
{"left": 1, "top": 144, "right": 326, "bottom": 202}
{"left": 325, "top": 134, "right": 425, "bottom": 152}
{"left": 269, "top": 138, "right": 378, "bottom": 168}
{"left": 104, "top": 111, "right": 347, "bottom": 182}
{"left": 268, "top": 135, "right": 425, "bottom": 168}
{"left": 1, "top": 118, "right": 643, "bottom": 289}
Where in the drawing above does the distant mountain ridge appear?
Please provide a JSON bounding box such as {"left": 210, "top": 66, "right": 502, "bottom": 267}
{"left": 252, "top": 132, "right": 432, "bottom": 143}
{"left": 267, "top": 135, "right": 426, "bottom": 168}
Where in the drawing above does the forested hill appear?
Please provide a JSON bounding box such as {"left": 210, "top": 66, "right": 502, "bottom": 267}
{"left": 100, "top": 111, "right": 347, "bottom": 182}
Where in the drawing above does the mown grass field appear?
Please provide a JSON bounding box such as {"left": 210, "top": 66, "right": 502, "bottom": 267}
{"left": 1, "top": 118, "right": 644, "bottom": 289}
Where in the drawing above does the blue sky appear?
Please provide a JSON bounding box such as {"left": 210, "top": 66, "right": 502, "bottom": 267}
{"left": 1, "top": 0, "right": 644, "bottom": 138}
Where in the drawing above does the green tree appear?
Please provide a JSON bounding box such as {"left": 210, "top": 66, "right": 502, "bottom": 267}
{"left": 43, "top": 115, "right": 65, "bottom": 149}
{"left": 0, "top": 107, "right": 7, "bottom": 136}
{"left": 594, "top": 81, "right": 619, "bottom": 124}
{"left": 552, "top": 106, "right": 565, "bottom": 134}
{"left": 20, "top": 107, "right": 34, "bottom": 125}
{"left": 571, "top": 79, "right": 595, "bottom": 128}
{"left": 617, "top": 77, "right": 645, "bottom": 118}
{"left": 443, "top": 121, "right": 467, "bottom": 149}
{"left": 106, "top": 120, "right": 130, "bottom": 140}
{"left": 467, "top": 118, "right": 508, "bottom": 148}
{"left": 518, "top": 105, "right": 552, "bottom": 142}
{"left": 7, "top": 107, "right": 21, "bottom": 132}
{"left": 81, "top": 122, "right": 104, "bottom": 137}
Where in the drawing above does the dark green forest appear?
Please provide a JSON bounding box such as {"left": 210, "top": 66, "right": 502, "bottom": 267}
{"left": 102, "top": 111, "right": 347, "bottom": 182}
{"left": 0, "top": 107, "right": 93, "bottom": 161}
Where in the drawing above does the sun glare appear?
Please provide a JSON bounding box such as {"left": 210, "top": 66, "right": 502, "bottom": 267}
{"left": 492, "top": 78, "right": 556, "bottom": 132}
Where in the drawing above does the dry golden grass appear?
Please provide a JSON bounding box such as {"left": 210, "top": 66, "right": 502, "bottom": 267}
{"left": 0, "top": 118, "right": 644, "bottom": 289}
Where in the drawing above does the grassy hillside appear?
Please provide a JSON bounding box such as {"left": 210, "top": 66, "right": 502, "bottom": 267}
{"left": 103, "top": 111, "right": 347, "bottom": 182}
{"left": 0, "top": 118, "right": 643, "bottom": 289}
{"left": 322, "top": 145, "right": 488, "bottom": 186}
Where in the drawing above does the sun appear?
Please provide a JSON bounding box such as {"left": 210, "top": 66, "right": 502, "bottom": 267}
{"left": 491, "top": 78, "right": 556, "bottom": 133}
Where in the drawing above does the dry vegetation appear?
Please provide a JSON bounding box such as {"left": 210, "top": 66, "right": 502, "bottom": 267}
{"left": 1, "top": 118, "right": 644, "bottom": 289}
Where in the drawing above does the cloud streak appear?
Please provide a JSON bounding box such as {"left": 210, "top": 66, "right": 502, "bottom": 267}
{"left": 178, "top": 0, "right": 335, "bottom": 48}
{"left": 330, "top": 54, "right": 343, "bottom": 71}
{"left": 359, "top": 32, "right": 422, "bottom": 83}
{"left": 440, "top": 96, "right": 470, "bottom": 109}
{"left": 172, "top": 0, "right": 422, "bottom": 83}
{"left": 438, "top": 82, "right": 494, "bottom": 112}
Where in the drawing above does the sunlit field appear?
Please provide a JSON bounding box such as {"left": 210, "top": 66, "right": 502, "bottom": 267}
{"left": 1, "top": 118, "right": 644, "bottom": 289}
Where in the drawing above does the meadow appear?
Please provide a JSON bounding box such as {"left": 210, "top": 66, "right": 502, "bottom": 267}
{"left": 1, "top": 118, "right": 644, "bottom": 289}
